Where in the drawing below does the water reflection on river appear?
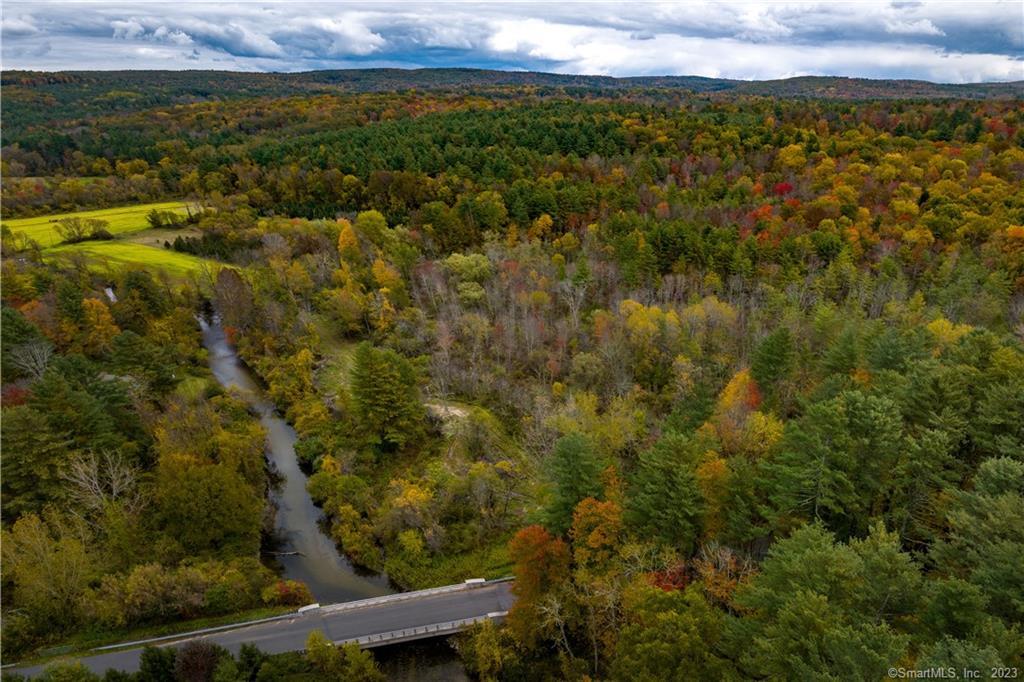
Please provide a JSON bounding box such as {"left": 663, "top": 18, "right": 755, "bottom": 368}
{"left": 199, "top": 315, "right": 392, "bottom": 603}
{"left": 375, "top": 641, "right": 470, "bottom": 682}
{"left": 200, "top": 314, "right": 468, "bottom": 678}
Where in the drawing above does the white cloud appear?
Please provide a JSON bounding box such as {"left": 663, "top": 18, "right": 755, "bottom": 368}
{"left": 485, "top": 18, "right": 1022, "bottom": 82}
{"left": 152, "top": 26, "right": 193, "bottom": 47}
{"left": 111, "top": 18, "right": 144, "bottom": 40}
{"left": 883, "top": 17, "right": 945, "bottom": 36}
{"left": 2, "top": 1, "right": 1021, "bottom": 82}
{"left": 2, "top": 15, "right": 39, "bottom": 37}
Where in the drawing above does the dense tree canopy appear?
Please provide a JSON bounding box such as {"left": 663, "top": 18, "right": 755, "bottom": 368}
{"left": 2, "top": 72, "right": 1022, "bottom": 678}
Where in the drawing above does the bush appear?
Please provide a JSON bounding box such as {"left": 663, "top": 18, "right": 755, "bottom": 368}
{"left": 85, "top": 560, "right": 278, "bottom": 629}
{"left": 55, "top": 217, "right": 112, "bottom": 244}
{"left": 261, "top": 580, "right": 313, "bottom": 607}
{"left": 174, "top": 641, "right": 228, "bottom": 682}
{"left": 139, "top": 646, "right": 177, "bottom": 682}
{"left": 37, "top": 663, "right": 100, "bottom": 682}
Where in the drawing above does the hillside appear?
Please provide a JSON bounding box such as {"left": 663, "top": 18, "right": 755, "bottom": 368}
{"left": 3, "top": 68, "right": 1021, "bottom": 141}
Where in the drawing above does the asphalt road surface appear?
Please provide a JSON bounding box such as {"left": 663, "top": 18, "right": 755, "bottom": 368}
{"left": 9, "top": 582, "right": 514, "bottom": 678}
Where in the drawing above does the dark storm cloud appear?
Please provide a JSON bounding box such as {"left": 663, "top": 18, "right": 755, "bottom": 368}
{"left": 2, "top": 1, "right": 1021, "bottom": 82}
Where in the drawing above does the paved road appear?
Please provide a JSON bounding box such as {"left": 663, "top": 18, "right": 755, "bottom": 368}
{"left": 9, "top": 582, "right": 514, "bottom": 678}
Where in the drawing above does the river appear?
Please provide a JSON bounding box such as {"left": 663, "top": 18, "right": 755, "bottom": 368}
{"left": 198, "top": 315, "right": 468, "bottom": 678}
{"left": 198, "top": 315, "right": 393, "bottom": 604}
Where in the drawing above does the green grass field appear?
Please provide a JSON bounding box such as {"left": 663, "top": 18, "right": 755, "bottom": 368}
{"left": 2, "top": 201, "right": 189, "bottom": 247}
{"left": 45, "top": 241, "right": 217, "bottom": 278}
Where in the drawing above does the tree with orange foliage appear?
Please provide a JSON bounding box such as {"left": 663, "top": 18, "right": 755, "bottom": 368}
{"left": 507, "top": 524, "right": 571, "bottom": 647}
{"left": 570, "top": 497, "right": 622, "bottom": 571}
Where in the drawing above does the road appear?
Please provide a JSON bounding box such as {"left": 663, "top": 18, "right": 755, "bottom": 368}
{"left": 9, "top": 581, "right": 514, "bottom": 678}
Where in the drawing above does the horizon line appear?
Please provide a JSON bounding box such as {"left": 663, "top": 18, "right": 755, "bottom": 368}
{"left": 4, "top": 65, "right": 1023, "bottom": 87}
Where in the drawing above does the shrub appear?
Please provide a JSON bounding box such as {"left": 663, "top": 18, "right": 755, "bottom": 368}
{"left": 174, "top": 641, "right": 228, "bottom": 682}
{"left": 261, "top": 580, "right": 313, "bottom": 607}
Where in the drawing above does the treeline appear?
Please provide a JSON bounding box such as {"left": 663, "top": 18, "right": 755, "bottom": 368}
{"left": 3, "top": 68, "right": 1020, "bottom": 141}
{"left": 3, "top": 94, "right": 1021, "bottom": 225}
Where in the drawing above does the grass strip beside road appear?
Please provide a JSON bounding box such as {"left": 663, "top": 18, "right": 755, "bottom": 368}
{"left": 7, "top": 606, "right": 295, "bottom": 670}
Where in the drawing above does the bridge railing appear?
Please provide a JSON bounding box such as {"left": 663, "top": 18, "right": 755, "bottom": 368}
{"left": 339, "top": 611, "right": 509, "bottom": 649}
{"left": 317, "top": 577, "right": 510, "bottom": 616}
{"left": 88, "top": 577, "right": 512, "bottom": 654}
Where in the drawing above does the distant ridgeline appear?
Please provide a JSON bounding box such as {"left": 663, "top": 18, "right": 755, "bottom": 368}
{"left": 2, "top": 68, "right": 1022, "bottom": 139}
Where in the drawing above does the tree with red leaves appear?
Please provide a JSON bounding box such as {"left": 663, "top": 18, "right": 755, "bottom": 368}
{"left": 772, "top": 181, "right": 794, "bottom": 196}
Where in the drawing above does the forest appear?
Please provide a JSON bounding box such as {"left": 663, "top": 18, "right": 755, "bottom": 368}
{"left": 1, "top": 70, "right": 1023, "bottom": 680}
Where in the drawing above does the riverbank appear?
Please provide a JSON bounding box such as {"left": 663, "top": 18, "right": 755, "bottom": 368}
{"left": 199, "top": 314, "right": 394, "bottom": 604}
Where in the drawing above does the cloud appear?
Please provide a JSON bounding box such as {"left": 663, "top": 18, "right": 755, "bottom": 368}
{"left": 2, "top": 14, "right": 39, "bottom": 37}
{"left": 883, "top": 17, "right": 945, "bottom": 36}
{"left": 173, "top": 19, "right": 285, "bottom": 58}
{"left": 270, "top": 15, "right": 386, "bottom": 57}
{"left": 111, "top": 19, "right": 144, "bottom": 40}
{"left": 152, "top": 26, "right": 194, "bottom": 47}
{"left": 2, "top": 1, "right": 1021, "bottom": 82}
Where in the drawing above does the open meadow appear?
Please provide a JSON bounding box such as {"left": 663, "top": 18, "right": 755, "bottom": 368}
{"left": 2, "top": 201, "right": 189, "bottom": 247}
{"left": 43, "top": 240, "right": 217, "bottom": 278}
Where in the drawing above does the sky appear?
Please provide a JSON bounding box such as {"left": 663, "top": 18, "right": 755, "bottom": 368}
{"left": 2, "top": 1, "right": 1022, "bottom": 83}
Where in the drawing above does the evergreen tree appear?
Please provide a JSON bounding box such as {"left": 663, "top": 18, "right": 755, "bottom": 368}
{"left": 751, "top": 327, "right": 794, "bottom": 394}
{"left": 29, "top": 368, "right": 123, "bottom": 452}
{"left": 730, "top": 523, "right": 917, "bottom": 680}
{"left": 0, "top": 406, "right": 74, "bottom": 518}
{"left": 110, "top": 330, "right": 175, "bottom": 394}
{"left": 55, "top": 279, "right": 85, "bottom": 325}
{"left": 350, "top": 343, "right": 424, "bottom": 450}
{"left": 1, "top": 305, "right": 46, "bottom": 380}
{"left": 765, "top": 390, "right": 902, "bottom": 537}
{"left": 626, "top": 432, "right": 703, "bottom": 552}
{"left": 822, "top": 327, "right": 859, "bottom": 375}
{"left": 119, "top": 269, "right": 169, "bottom": 316}
{"left": 971, "top": 379, "right": 1024, "bottom": 461}
{"left": 932, "top": 457, "right": 1024, "bottom": 624}
{"left": 884, "top": 427, "right": 958, "bottom": 547}
{"left": 544, "top": 433, "right": 604, "bottom": 534}
{"left": 572, "top": 255, "right": 591, "bottom": 287}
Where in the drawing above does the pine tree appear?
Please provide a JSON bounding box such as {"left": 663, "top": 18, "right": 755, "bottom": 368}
{"left": 544, "top": 433, "right": 604, "bottom": 533}
{"left": 823, "top": 327, "right": 859, "bottom": 375}
{"left": 572, "top": 255, "right": 591, "bottom": 287}
{"left": 751, "top": 327, "right": 794, "bottom": 393}
{"left": 0, "top": 406, "right": 74, "bottom": 518}
{"left": 350, "top": 343, "right": 424, "bottom": 450}
{"left": 932, "top": 457, "right": 1024, "bottom": 624}
{"left": 731, "top": 524, "right": 915, "bottom": 680}
{"left": 1, "top": 306, "right": 46, "bottom": 380}
{"left": 765, "top": 390, "right": 902, "bottom": 537}
{"left": 626, "top": 432, "right": 703, "bottom": 552}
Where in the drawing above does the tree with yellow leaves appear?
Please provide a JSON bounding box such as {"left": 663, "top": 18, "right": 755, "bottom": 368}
{"left": 80, "top": 298, "right": 121, "bottom": 357}
{"left": 336, "top": 218, "right": 361, "bottom": 262}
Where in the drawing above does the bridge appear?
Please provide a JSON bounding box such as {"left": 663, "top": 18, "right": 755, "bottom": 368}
{"left": 8, "top": 578, "right": 514, "bottom": 678}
